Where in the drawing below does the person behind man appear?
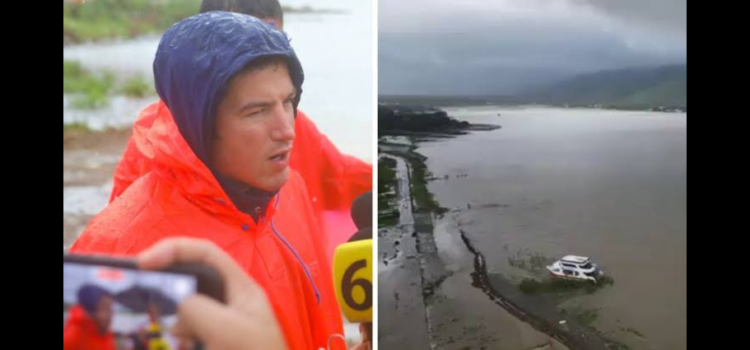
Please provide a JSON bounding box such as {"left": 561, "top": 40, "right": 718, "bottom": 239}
{"left": 71, "top": 12, "right": 346, "bottom": 349}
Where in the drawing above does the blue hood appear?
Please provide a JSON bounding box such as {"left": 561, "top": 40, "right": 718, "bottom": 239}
{"left": 153, "top": 11, "right": 304, "bottom": 220}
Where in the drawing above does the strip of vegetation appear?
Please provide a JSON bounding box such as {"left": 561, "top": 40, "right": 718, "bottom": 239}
{"left": 64, "top": 59, "right": 155, "bottom": 109}
{"left": 378, "top": 157, "right": 399, "bottom": 228}
{"left": 409, "top": 155, "right": 448, "bottom": 216}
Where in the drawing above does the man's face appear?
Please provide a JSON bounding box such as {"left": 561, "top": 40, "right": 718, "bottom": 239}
{"left": 211, "top": 62, "right": 296, "bottom": 192}
{"left": 147, "top": 303, "right": 161, "bottom": 323}
{"left": 94, "top": 296, "right": 114, "bottom": 334}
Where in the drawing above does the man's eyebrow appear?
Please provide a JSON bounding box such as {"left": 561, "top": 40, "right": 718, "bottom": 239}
{"left": 238, "top": 100, "right": 274, "bottom": 114}
{"left": 237, "top": 91, "right": 296, "bottom": 114}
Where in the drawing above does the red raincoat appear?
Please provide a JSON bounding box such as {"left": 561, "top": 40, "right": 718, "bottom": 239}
{"left": 71, "top": 102, "right": 360, "bottom": 350}
{"left": 108, "top": 102, "right": 371, "bottom": 260}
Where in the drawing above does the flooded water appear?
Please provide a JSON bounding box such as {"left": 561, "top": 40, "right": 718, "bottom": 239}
{"left": 417, "top": 106, "right": 687, "bottom": 350}
{"left": 378, "top": 151, "right": 571, "bottom": 350}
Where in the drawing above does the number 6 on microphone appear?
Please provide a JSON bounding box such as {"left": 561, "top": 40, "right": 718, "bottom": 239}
{"left": 332, "top": 239, "right": 372, "bottom": 322}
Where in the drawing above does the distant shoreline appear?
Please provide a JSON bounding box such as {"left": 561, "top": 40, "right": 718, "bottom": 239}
{"left": 379, "top": 97, "right": 686, "bottom": 114}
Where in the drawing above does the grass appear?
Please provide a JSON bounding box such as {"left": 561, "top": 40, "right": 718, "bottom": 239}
{"left": 559, "top": 305, "right": 600, "bottom": 327}
{"left": 555, "top": 298, "right": 634, "bottom": 350}
{"left": 378, "top": 157, "right": 397, "bottom": 194}
{"left": 508, "top": 251, "right": 553, "bottom": 272}
{"left": 63, "top": 60, "right": 114, "bottom": 94}
{"left": 71, "top": 92, "right": 110, "bottom": 110}
{"left": 605, "top": 343, "right": 631, "bottom": 350}
{"left": 64, "top": 122, "right": 93, "bottom": 143}
{"left": 378, "top": 157, "right": 399, "bottom": 228}
{"left": 409, "top": 156, "right": 448, "bottom": 216}
{"left": 119, "top": 75, "right": 153, "bottom": 98}
{"left": 519, "top": 275, "right": 614, "bottom": 295}
{"left": 63, "top": 0, "right": 202, "bottom": 44}
{"left": 379, "top": 136, "right": 447, "bottom": 222}
{"left": 621, "top": 327, "right": 645, "bottom": 339}
{"left": 64, "top": 59, "right": 156, "bottom": 109}
{"left": 63, "top": 59, "right": 86, "bottom": 87}
{"left": 64, "top": 122, "right": 91, "bottom": 132}
{"left": 556, "top": 304, "right": 634, "bottom": 350}
{"left": 378, "top": 211, "right": 400, "bottom": 228}
{"left": 64, "top": 59, "right": 115, "bottom": 109}
{"left": 62, "top": 0, "right": 331, "bottom": 44}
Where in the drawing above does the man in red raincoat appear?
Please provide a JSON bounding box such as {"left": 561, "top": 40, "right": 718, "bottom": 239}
{"left": 71, "top": 13, "right": 349, "bottom": 350}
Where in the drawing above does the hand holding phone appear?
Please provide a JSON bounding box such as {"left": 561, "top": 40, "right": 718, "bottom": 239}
{"left": 137, "top": 238, "right": 288, "bottom": 350}
{"left": 64, "top": 238, "right": 287, "bottom": 350}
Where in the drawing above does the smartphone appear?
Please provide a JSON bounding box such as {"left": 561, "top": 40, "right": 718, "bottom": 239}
{"left": 63, "top": 254, "right": 224, "bottom": 350}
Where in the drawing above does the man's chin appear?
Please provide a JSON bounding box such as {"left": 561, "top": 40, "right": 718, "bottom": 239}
{"left": 258, "top": 169, "right": 290, "bottom": 193}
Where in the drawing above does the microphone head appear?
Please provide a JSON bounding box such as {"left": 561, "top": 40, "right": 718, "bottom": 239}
{"left": 332, "top": 239, "right": 372, "bottom": 323}
{"left": 350, "top": 191, "right": 372, "bottom": 231}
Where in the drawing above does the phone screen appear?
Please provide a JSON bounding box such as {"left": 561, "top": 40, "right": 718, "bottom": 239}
{"left": 64, "top": 261, "right": 198, "bottom": 350}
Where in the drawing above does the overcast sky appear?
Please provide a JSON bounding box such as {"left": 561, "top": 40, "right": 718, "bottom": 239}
{"left": 379, "top": 0, "right": 687, "bottom": 95}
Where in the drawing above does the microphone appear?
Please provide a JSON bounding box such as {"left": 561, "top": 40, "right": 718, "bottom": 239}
{"left": 333, "top": 192, "right": 372, "bottom": 334}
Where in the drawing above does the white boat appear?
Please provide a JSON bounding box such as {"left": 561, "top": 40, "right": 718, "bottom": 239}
{"left": 546, "top": 255, "right": 603, "bottom": 283}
